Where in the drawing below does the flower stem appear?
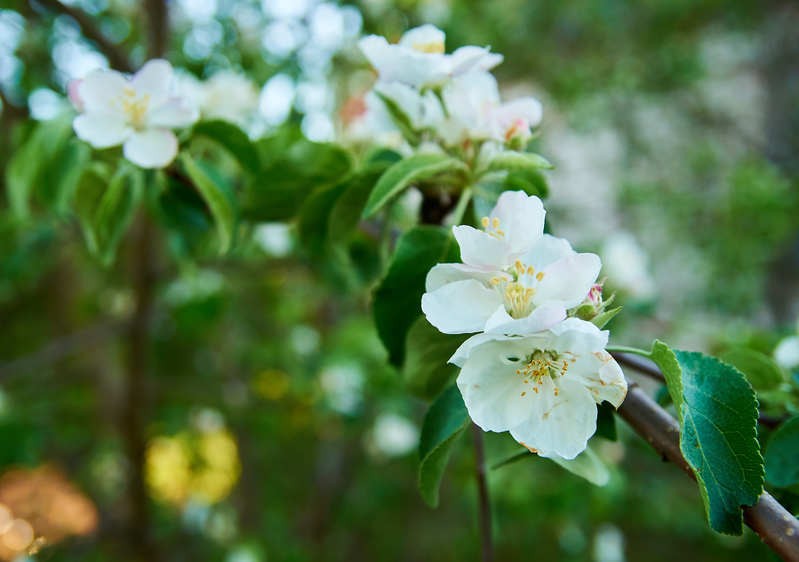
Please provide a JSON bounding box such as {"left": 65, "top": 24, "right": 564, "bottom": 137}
{"left": 471, "top": 423, "right": 494, "bottom": 562}
{"left": 447, "top": 186, "right": 472, "bottom": 226}
{"left": 605, "top": 344, "right": 651, "bottom": 358}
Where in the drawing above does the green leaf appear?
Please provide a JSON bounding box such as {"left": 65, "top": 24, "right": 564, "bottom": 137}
{"left": 93, "top": 166, "right": 143, "bottom": 265}
{"left": 192, "top": 120, "right": 261, "bottom": 174}
{"left": 373, "top": 226, "right": 459, "bottom": 366}
{"left": 484, "top": 151, "right": 553, "bottom": 174}
{"left": 374, "top": 92, "right": 420, "bottom": 145}
{"left": 550, "top": 445, "right": 611, "bottom": 486}
{"left": 418, "top": 385, "right": 470, "bottom": 507}
{"left": 327, "top": 166, "right": 387, "bottom": 244}
{"left": 592, "top": 306, "right": 623, "bottom": 329}
{"left": 764, "top": 416, "right": 799, "bottom": 488}
{"left": 649, "top": 342, "right": 765, "bottom": 534}
{"left": 243, "top": 139, "right": 353, "bottom": 221}
{"left": 403, "top": 317, "right": 469, "bottom": 401}
{"left": 181, "top": 155, "right": 237, "bottom": 253}
{"left": 720, "top": 348, "right": 785, "bottom": 393}
{"left": 362, "top": 154, "right": 467, "bottom": 218}
{"left": 296, "top": 181, "right": 349, "bottom": 256}
{"left": 472, "top": 169, "right": 549, "bottom": 220}
{"left": 595, "top": 401, "right": 618, "bottom": 441}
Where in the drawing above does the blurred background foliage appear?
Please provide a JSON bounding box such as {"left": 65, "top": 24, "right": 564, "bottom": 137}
{"left": 0, "top": 0, "right": 798, "bottom": 560}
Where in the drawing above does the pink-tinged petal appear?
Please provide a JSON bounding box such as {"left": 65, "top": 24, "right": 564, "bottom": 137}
{"left": 456, "top": 338, "right": 540, "bottom": 432}
{"left": 123, "top": 128, "right": 178, "bottom": 169}
{"left": 78, "top": 69, "right": 127, "bottom": 114}
{"left": 489, "top": 191, "right": 545, "bottom": 257}
{"left": 147, "top": 98, "right": 199, "bottom": 129}
{"left": 534, "top": 252, "right": 601, "bottom": 309}
{"left": 484, "top": 301, "right": 566, "bottom": 336}
{"left": 509, "top": 377, "right": 597, "bottom": 460}
{"left": 67, "top": 79, "right": 84, "bottom": 111}
{"left": 421, "top": 279, "right": 502, "bottom": 334}
{"left": 73, "top": 113, "right": 131, "bottom": 148}
{"left": 452, "top": 225, "right": 511, "bottom": 270}
{"left": 425, "top": 263, "right": 505, "bottom": 292}
{"left": 131, "top": 59, "right": 173, "bottom": 106}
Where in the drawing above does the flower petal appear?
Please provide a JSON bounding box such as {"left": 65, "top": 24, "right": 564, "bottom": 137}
{"left": 131, "top": 59, "right": 173, "bottom": 106}
{"left": 425, "top": 263, "right": 504, "bottom": 292}
{"left": 73, "top": 113, "right": 131, "bottom": 148}
{"left": 548, "top": 317, "right": 609, "bottom": 354}
{"left": 449, "top": 46, "right": 503, "bottom": 76}
{"left": 457, "top": 339, "right": 540, "bottom": 432}
{"left": 123, "top": 128, "right": 178, "bottom": 169}
{"left": 359, "top": 35, "right": 447, "bottom": 87}
{"left": 398, "top": 24, "right": 446, "bottom": 50}
{"left": 521, "top": 234, "right": 574, "bottom": 271}
{"left": 484, "top": 301, "right": 566, "bottom": 336}
{"left": 147, "top": 98, "right": 199, "bottom": 129}
{"left": 569, "top": 350, "right": 628, "bottom": 408}
{"left": 490, "top": 191, "right": 545, "bottom": 257}
{"left": 78, "top": 69, "right": 127, "bottom": 114}
{"left": 534, "top": 252, "right": 601, "bottom": 309}
{"left": 509, "top": 377, "right": 597, "bottom": 460}
{"left": 452, "top": 225, "right": 512, "bottom": 270}
{"left": 449, "top": 332, "right": 517, "bottom": 367}
{"left": 421, "top": 279, "right": 502, "bottom": 334}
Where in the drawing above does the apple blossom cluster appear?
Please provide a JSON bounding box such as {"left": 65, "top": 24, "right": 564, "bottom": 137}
{"left": 68, "top": 61, "right": 259, "bottom": 169}
{"left": 422, "top": 191, "right": 628, "bottom": 460}
{"left": 354, "top": 25, "right": 543, "bottom": 152}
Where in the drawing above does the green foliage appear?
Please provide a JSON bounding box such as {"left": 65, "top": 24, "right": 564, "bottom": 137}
{"left": 483, "top": 151, "right": 553, "bottom": 174}
{"left": 720, "top": 348, "right": 785, "bottom": 393}
{"left": 181, "top": 155, "right": 237, "bottom": 253}
{"left": 649, "top": 342, "right": 764, "bottom": 534}
{"left": 74, "top": 163, "right": 143, "bottom": 265}
{"left": 191, "top": 120, "right": 261, "bottom": 174}
{"left": 418, "top": 385, "right": 470, "bottom": 507}
{"left": 362, "top": 153, "right": 468, "bottom": 218}
{"left": 372, "top": 226, "right": 459, "bottom": 366}
{"left": 550, "top": 445, "right": 611, "bottom": 486}
{"left": 764, "top": 416, "right": 799, "bottom": 488}
{"left": 402, "top": 317, "right": 468, "bottom": 401}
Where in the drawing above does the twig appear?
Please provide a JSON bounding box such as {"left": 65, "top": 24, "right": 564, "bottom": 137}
{"left": 143, "top": 0, "right": 169, "bottom": 59}
{"left": 32, "top": 0, "right": 134, "bottom": 72}
{"left": 617, "top": 383, "right": 799, "bottom": 561}
{"left": 471, "top": 423, "right": 494, "bottom": 562}
{"left": 0, "top": 320, "right": 126, "bottom": 381}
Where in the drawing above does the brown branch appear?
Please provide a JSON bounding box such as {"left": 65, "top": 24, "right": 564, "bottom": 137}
{"left": 617, "top": 383, "right": 799, "bottom": 561}
{"left": 471, "top": 423, "right": 494, "bottom": 562}
{"left": 143, "top": 0, "right": 169, "bottom": 59}
{"left": 32, "top": 0, "right": 134, "bottom": 72}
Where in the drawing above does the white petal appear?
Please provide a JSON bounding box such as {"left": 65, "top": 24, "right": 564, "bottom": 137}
{"left": 131, "top": 59, "right": 173, "bottom": 106}
{"left": 449, "top": 46, "right": 503, "bottom": 76}
{"left": 490, "top": 191, "right": 545, "bottom": 256}
{"left": 359, "top": 36, "right": 447, "bottom": 87}
{"left": 398, "top": 24, "right": 446, "bottom": 50}
{"left": 484, "top": 301, "right": 567, "bottom": 336}
{"left": 123, "top": 128, "right": 178, "bottom": 169}
{"left": 775, "top": 336, "right": 799, "bottom": 370}
{"left": 534, "top": 252, "right": 601, "bottom": 309}
{"left": 521, "top": 234, "right": 574, "bottom": 270}
{"left": 425, "top": 263, "right": 504, "bottom": 292}
{"left": 78, "top": 69, "right": 127, "bottom": 114}
{"left": 147, "top": 98, "right": 199, "bottom": 129}
{"left": 452, "top": 225, "right": 511, "bottom": 270}
{"left": 73, "top": 113, "right": 131, "bottom": 148}
{"left": 569, "top": 351, "right": 628, "bottom": 408}
{"left": 421, "top": 279, "right": 502, "bottom": 334}
{"left": 449, "top": 332, "right": 517, "bottom": 367}
{"left": 548, "top": 317, "right": 609, "bottom": 353}
{"left": 509, "top": 377, "right": 597, "bottom": 460}
{"left": 457, "top": 339, "right": 540, "bottom": 432}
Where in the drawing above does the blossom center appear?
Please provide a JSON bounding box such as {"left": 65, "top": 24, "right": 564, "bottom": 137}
{"left": 411, "top": 40, "right": 445, "bottom": 54}
{"left": 119, "top": 87, "right": 151, "bottom": 129}
{"left": 490, "top": 260, "right": 546, "bottom": 318}
{"left": 480, "top": 216, "right": 505, "bottom": 239}
{"left": 513, "top": 349, "right": 573, "bottom": 396}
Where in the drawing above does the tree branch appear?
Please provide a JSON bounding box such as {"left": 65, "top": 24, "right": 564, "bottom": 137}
{"left": 32, "top": 0, "right": 134, "bottom": 72}
{"left": 617, "top": 382, "right": 799, "bottom": 561}
{"left": 471, "top": 423, "right": 494, "bottom": 562}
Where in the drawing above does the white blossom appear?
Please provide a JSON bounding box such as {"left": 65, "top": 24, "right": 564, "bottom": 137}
{"left": 452, "top": 318, "right": 627, "bottom": 460}
{"left": 358, "top": 24, "right": 502, "bottom": 89}
{"left": 440, "top": 71, "right": 542, "bottom": 146}
{"left": 177, "top": 70, "right": 259, "bottom": 127}
{"left": 71, "top": 59, "right": 198, "bottom": 168}
{"left": 775, "top": 335, "right": 799, "bottom": 371}
{"left": 421, "top": 191, "right": 601, "bottom": 336}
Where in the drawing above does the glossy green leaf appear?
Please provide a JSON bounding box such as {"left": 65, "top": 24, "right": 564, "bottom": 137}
{"left": 373, "top": 226, "right": 459, "bottom": 366}
{"left": 484, "top": 151, "right": 553, "bottom": 174}
{"left": 403, "top": 317, "right": 469, "bottom": 401}
{"left": 192, "top": 120, "right": 261, "bottom": 174}
{"left": 328, "top": 166, "right": 389, "bottom": 244}
{"left": 649, "top": 342, "right": 765, "bottom": 534}
{"left": 362, "top": 154, "right": 467, "bottom": 218}
{"left": 94, "top": 166, "right": 143, "bottom": 265}
{"left": 591, "top": 306, "right": 623, "bottom": 329}
{"left": 720, "top": 348, "right": 785, "bottom": 392}
{"left": 764, "top": 416, "right": 799, "bottom": 488}
{"left": 418, "top": 385, "right": 470, "bottom": 507}
{"left": 181, "top": 155, "right": 237, "bottom": 253}
{"left": 374, "top": 92, "right": 419, "bottom": 145}
{"left": 296, "top": 181, "right": 349, "bottom": 256}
